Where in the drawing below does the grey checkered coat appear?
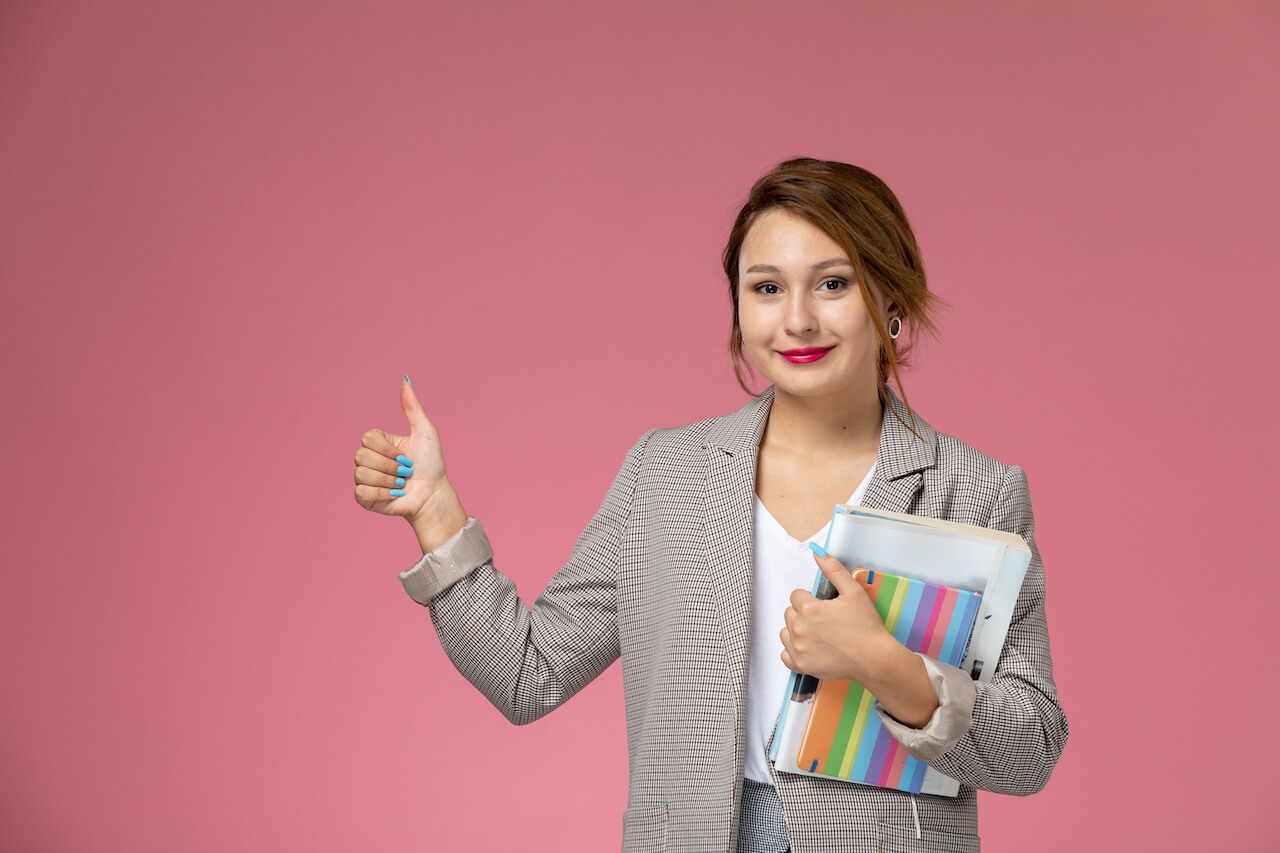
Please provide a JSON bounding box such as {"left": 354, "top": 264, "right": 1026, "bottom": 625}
{"left": 400, "top": 386, "right": 1067, "bottom": 852}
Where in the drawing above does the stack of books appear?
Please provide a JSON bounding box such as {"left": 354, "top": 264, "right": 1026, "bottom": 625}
{"left": 769, "top": 506, "right": 1031, "bottom": 798}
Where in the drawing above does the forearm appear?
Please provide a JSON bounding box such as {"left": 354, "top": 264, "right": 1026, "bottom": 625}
{"left": 928, "top": 672, "right": 1067, "bottom": 795}
{"left": 923, "top": 596, "right": 1068, "bottom": 794}
{"left": 401, "top": 517, "right": 622, "bottom": 726}
{"left": 868, "top": 596, "right": 1066, "bottom": 793}
{"left": 428, "top": 555, "right": 617, "bottom": 725}
{"left": 399, "top": 431, "right": 652, "bottom": 725}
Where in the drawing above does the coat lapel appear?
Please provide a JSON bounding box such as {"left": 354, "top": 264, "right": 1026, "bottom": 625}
{"left": 701, "top": 388, "right": 774, "bottom": 696}
{"left": 861, "top": 387, "right": 936, "bottom": 514}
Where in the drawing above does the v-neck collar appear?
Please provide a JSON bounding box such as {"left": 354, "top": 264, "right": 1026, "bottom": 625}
{"left": 752, "top": 462, "right": 877, "bottom": 546}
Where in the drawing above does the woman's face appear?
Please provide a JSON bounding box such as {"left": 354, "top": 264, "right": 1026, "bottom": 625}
{"left": 737, "top": 209, "right": 884, "bottom": 402}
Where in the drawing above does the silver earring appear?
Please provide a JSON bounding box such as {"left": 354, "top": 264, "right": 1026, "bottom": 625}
{"left": 888, "top": 316, "right": 902, "bottom": 339}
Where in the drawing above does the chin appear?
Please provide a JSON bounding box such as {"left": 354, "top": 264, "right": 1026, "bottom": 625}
{"left": 775, "top": 382, "right": 847, "bottom": 399}
{"left": 767, "top": 374, "right": 845, "bottom": 398}
{"left": 766, "top": 366, "right": 876, "bottom": 401}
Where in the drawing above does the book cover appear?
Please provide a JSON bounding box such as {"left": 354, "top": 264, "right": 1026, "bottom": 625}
{"left": 794, "top": 570, "right": 981, "bottom": 792}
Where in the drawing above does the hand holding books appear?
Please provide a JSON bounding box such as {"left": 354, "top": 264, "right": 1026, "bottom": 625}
{"left": 781, "top": 543, "right": 939, "bottom": 730}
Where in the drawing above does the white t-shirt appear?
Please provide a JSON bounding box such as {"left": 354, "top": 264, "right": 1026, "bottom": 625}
{"left": 743, "top": 463, "right": 877, "bottom": 784}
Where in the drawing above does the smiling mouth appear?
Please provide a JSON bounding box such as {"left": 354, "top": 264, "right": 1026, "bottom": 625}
{"left": 778, "top": 346, "right": 834, "bottom": 363}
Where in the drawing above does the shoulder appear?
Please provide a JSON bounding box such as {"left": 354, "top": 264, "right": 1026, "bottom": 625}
{"left": 931, "top": 428, "right": 1012, "bottom": 485}
{"left": 901, "top": 404, "right": 1029, "bottom": 530}
{"left": 631, "top": 391, "right": 771, "bottom": 463}
{"left": 645, "top": 414, "right": 725, "bottom": 453}
{"left": 884, "top": 390, "right": 1015, "bottom": 489}
{"left": 621, "top": 414, "right": 737, "bottom": 481}
{"left": 890, "top": 384, "right": 1029, "bottom": 525}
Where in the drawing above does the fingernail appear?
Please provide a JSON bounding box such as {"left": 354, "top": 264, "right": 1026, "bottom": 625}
{"left": 402, "top": 374, "right": 412, "bottom": 387}
{"left": 390, "top": 489, "right": 406, "bottom": 497}
{"left": 808, "top": 542, "right": 828, "bottom": 557}
{"left": 397, "top": 465, "right": 413, "bottom": 477}
{"left": 395, "top": 477, "right": 405, "bottom": 487}
{"left": 396, "top": 455, "right": 413, "bottom": 466}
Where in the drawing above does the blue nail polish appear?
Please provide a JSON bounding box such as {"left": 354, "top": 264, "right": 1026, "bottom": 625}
{"left": 808, "top": 542, "right": 828, "bottom": 558}
{"left": 395, "top": 477, "right": 405, "bottom": 487}
{"left": 397, "top": 465, "right": 413, "bottom": 476}
{"left": 390, "top": 489, "right": 406, "bottom": 497}
{"left": 402, "top": 374, "right": 412, "bottom": 387}
{"left": 396, "top": 455, "right": 413, "bottom": 466}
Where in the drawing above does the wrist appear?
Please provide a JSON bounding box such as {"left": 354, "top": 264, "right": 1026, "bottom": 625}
{"left": 851, "top": 631, "right": 908, "bottom": 688}
{"left": 406, "top": 482, "right": 468, "bottom": 554}
{"left": 861, "top": 642, "right": 939, "bottom": 729}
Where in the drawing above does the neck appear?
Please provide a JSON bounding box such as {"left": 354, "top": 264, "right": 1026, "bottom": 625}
{"left": 762, "top": 381, "right": 884, "bottom": 460}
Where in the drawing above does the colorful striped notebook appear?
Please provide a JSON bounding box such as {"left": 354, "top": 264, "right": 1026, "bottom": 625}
{"left": 794, "top": 570, "right": 981, "bottom": 793}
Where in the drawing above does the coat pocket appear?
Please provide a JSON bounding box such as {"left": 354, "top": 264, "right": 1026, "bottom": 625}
{"left": 622, "top": 804, "right": 669, "bottom": 853}
{"left": 878, "top": 821, "right": 981, "bottom": 853}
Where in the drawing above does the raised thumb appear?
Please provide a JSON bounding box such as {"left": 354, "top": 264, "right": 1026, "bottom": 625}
{"left": 400, "top": 375, "right": 433, "bottom": 433}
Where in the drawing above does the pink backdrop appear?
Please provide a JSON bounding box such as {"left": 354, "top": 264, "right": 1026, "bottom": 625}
{"left": 2, "top": 1, "right": 1277, "bottom": 850}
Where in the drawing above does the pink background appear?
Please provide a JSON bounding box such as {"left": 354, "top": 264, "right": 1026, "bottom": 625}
{"left": 2, "top": 1, "right": 1277, "bottom": 850}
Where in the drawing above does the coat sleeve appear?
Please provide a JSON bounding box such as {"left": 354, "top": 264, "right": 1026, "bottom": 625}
{"left": 921, "top": 463, "right": 1069, "bottom": 794}
{"left": 398, "top": 430, "right": 654, "bottom": 726}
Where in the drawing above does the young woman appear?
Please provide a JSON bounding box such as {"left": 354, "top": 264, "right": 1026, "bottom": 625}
{"left": 353, "top": 159, "right": 1067, "bottom": 852}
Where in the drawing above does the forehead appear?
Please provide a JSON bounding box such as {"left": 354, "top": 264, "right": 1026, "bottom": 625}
{"left": 739, "top": 209, "right": 848, "bottom": 271}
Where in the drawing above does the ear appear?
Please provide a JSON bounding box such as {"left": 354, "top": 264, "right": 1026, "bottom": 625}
{"left": 881, "top": 295, "right": 900, "bottom": 321}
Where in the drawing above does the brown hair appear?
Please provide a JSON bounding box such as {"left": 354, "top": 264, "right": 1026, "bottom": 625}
{"left": 722, "top": 157, "right": 942, "bottom": 429}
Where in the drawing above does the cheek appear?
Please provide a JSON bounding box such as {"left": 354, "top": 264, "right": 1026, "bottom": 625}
{"left": 736, "top": 303, "right": 767, "bottom": 347}
{"left": 824, "top": 302, "right": 877, "bottom": 341}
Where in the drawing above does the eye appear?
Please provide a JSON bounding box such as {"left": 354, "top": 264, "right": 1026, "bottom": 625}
{"left": 819, "top": 278, "right": 847, "bottom": 292}
{"left": 753, "top": 283, "right": 781, "bottom": 295}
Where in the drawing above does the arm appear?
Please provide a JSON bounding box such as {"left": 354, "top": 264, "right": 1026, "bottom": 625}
{"left": 354, "top": 378, "right": 652, "bottom": 726}
{"left": 401, "top": 431, "right": 654, "bottom": 725}
{"left": 898, "top": 465, "right": 1069, "bottom": 794}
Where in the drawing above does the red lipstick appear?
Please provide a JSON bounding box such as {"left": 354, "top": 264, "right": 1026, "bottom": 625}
{"left": 778, "top": 346, "right": 834, "bottom": 364}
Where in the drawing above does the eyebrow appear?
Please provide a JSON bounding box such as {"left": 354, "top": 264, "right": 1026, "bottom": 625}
{"left": 744, "top": 258, "right": 853, "bottom": 274}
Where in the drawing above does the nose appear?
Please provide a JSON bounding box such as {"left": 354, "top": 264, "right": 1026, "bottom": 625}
{"left": 783, "top": 290, "right": 818, "bottom": 335}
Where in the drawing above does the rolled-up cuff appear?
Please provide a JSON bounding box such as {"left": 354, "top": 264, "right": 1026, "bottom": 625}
{"left": 398, "top": 517, "right": 494, "bottom": 605}
{"left": 874, "top": 654, "right": 977, "bottom": 762}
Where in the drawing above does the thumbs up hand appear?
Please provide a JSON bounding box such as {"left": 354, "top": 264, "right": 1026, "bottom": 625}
{"left": 354, "top": 377, "right": 467, "bottom": 550}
